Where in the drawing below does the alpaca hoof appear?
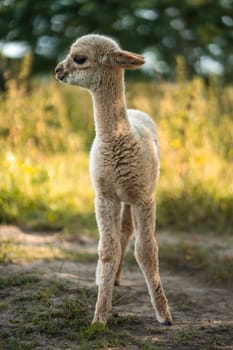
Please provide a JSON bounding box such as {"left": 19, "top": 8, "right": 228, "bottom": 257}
{"left": 114, "top": 279, "right": 121, "bottom": 286}
{"left": 157, "top": 311, "right": 173, "bottom": 326}
{"left": 162, "top": 318, "right": 173, "bottom": 326}
{"left": 92, "top": 314, "right": 107, "bottom": 325}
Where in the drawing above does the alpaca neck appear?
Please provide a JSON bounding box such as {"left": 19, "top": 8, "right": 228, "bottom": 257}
{"left": 91, "top": 70, "right": 130, "bottom": 139}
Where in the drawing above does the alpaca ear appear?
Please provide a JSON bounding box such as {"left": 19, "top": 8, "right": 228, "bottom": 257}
{"left": 102, "top": 50, "right": 145, "bottom": 69}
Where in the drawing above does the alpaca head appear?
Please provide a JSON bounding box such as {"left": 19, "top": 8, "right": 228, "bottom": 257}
{"left": 55, "top": 34, "right": 144, "bottom": 91}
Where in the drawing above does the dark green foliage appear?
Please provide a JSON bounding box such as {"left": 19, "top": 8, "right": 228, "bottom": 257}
{"left": 0, "top": 0, "right": 232, "bottom": 80}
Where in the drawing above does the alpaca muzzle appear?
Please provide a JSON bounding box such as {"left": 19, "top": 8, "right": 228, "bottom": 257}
{"left": 55, "top": 64, "right": 66, "bottom": 81}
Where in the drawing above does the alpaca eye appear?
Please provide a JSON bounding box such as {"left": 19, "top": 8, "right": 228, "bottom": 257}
{"left": 74, "top": 56, "right": 87, "bottom": 65}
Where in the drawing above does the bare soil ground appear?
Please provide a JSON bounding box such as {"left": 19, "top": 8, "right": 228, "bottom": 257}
{"left": 0, "top": 225, "right": 233, "bottom": 349}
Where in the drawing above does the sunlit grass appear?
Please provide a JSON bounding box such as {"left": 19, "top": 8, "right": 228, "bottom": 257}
{"left": 0, "top": 240, "right": 63, "bottom": 263}
{"left": 0, "top": 239, "right": 98, "bottom": 264}
{"left": 0, "top": 72, "right": 232, "bottom": 234}
{"left": 0, "top": 149, "right": 95, "bottom": 231}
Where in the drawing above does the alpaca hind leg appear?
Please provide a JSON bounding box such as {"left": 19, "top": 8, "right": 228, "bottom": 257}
{"left": 93, "top": 196, "right": 121, "bottom": 325}
{"left": 115, "top": 203, "right": 134, "bottom": 286}
{"left": 133, "top": 200, "right": 172, "bottom": 325}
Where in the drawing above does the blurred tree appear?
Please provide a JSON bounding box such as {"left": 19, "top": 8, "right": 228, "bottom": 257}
{"left": 0, "top": 0, "right": 232, "bottom": 80}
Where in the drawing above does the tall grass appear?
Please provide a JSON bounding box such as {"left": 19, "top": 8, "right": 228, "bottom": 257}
{"left": 128, "top": 79, "right": 233, "bottom": 233}
{"left": 0, "top": 63, "right": 232, "bottom": 234}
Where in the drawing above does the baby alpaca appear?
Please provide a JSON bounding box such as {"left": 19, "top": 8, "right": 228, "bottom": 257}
{"left": 55, "top": 34, "right": 172, "bottom": 326}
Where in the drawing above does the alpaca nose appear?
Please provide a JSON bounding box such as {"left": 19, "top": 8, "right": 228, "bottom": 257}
{"left": 55, "top": 63, "right": 66, "bottom": 81}
{"left": 55, "top": 64, "right": 64, "bottom": 74}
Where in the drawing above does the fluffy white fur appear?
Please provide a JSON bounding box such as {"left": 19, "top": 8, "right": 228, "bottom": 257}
{"left": 55, "top": 34, "right": 172, "bottom": 326}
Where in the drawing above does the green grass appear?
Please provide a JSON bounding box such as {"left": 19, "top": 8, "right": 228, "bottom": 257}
{"left": 0, "top": 274, "right": 160, "bottom": 350}
{"left": 0, "top": 274, "right": 39, "bottom": 289}
{"left": 1, "top": 269, "right": 232, "bottom": 349}
{"left": 0, "top": 151, "right": 96, "bottom": 232}
{"left": 0, "top": 71, "right": 232, "bottom": 234}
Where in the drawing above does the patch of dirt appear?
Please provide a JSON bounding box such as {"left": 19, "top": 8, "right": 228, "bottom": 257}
{"left": 0, "top": 225, "right": 233, "bottom": 349}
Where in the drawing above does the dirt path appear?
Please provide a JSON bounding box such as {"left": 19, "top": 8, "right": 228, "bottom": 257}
{"left": 0, "top": 225, "right": 233, "bottom": 349}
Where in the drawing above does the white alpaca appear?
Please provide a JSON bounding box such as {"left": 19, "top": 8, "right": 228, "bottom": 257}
{"left": 55, "top": 34, "right": 172, "bottom": 326}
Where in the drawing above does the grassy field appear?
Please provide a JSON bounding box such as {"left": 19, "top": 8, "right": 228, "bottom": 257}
{"left": 0, "top": 63, "right": 233, "bottom": 235}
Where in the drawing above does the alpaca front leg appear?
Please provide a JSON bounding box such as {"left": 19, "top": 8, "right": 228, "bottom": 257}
{"left": 133, "top": 200, "right": 173, "bottom": 325}
{"left": 93, "top": 197, "right": 121, "bottom": 325}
